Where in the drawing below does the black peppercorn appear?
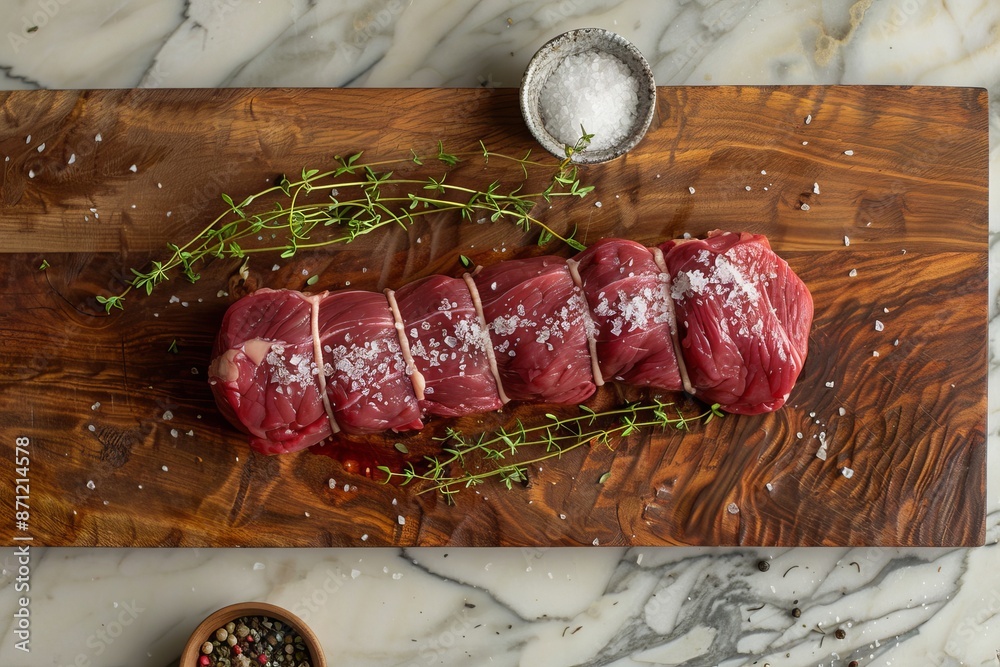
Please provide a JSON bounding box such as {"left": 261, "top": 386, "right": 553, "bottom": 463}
{"left": 835, "top": 628, "right": 846, "bottom": 639}
{"left": 757, "top": 560, "right": 770, "bottom": 572}
{"left": 791, "top": 607, "right": 801, "bottom": 618}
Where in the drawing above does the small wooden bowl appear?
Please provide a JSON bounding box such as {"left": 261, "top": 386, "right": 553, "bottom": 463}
{"left": 179, "top": 602, "right": 326, "bottom": 667}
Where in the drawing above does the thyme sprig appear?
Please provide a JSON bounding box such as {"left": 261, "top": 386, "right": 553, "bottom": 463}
{"left": 379, "top": 400, "right": 724, "bottom": 498}
{"left": 98, "top": 141, "right": 594, "bottom": 312}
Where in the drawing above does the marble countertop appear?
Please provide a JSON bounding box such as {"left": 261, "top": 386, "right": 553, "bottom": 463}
{"left": 1, "top": 0, "right": 998, "bottom": 665}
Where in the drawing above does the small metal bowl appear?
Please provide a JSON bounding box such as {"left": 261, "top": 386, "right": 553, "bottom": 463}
{"left": 520, "top": 28, "right": 656, "bottom": 164}
{"left": 179, "top": 601, "right": 327, "bottom": 667}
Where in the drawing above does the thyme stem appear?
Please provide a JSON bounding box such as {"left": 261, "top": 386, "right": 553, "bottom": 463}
{"left": 97, "top": 142, "right": 593, "bottom": 312}
{"left": 378, "top": 401, "right": 724, "bottom": 498}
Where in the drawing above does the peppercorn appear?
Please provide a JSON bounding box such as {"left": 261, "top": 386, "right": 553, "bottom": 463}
{"left": 202, "top": 615, "right": 311, "bottom": 667}
{"left": 791, "top": 607, "right": 801, "bottom": 618}
{"left": 835, "top": 628, "right": 846, "bottom": 639}
{"left": 848, "top": 662, "right": 859, "bottom": 667}
{"left": 757, "top": 560, "right": 770, "bottom": 572}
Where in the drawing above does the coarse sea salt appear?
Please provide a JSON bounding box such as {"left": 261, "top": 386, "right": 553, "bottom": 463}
{"left": 539, "top": 49, "right": 639, "bottom": 151}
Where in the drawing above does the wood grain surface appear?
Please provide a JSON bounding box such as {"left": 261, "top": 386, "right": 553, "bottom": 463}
{"left": 0, "top": 86, "right": 988, "bottom": 547}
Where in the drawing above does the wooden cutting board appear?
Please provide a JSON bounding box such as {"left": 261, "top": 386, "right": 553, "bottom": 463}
{"left": 0, "top": 86, "right": 987, "bottom": 547}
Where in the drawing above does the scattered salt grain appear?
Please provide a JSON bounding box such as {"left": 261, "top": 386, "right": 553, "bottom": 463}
{"left": 25, "top": 135, "right": 31, "bottom": 143}
{"left": 68, "top": 153, "right": 76, "bottom": 164}
{"left": 86, "top": 480, "right": 96, "bottom": 490}
{"left": 636, "top": 553, "right": 643, "bottom": 565}
{"left": 726, "top": 502, "right": 740, "bottom": 515}
{"left": 37, "top": 143, "right": 45, "bottom": 152}
{"left": 816, "top": 439, "right": 828, "bottom": 461}
{"left": 129, "top": 164, "right": 137, "bottom": 173}
{"left": 304, "top": 511, "right": 310, "bottom": 518}
{"left": 800, "top": 203, "right": 810, "bottom": 211}
{"left": 28, "top": 170, "right": 35, "bottom": 179}
{"left": 328, "top": 478, "right": 336, "bottom": 488}
{"left": 796, "top": 432, "right": 803, "bottom": 439}
{"left": 361, "top": 534, "right": 369, "bottom": 541}
{"left": 161, "top": 465, "right": 169, "bottom": 472}
{"left": 873, "top": 350, "right": 880, "bottom": 357}
{"left": 168, "top": 295, "right": 180, "bottom": 304}
{"left": 162, "top": 410, "right": 173, "bottom": 420}
{"left": 765, "top": 483, "right": 774, "bottom": 492}
{"left": 594, "top": 201, "right": 602, "bottom": 208}
{"left": 539, "top": 49, "right": 640, "bottom": 151}
{"left": 839, "top": 407, "right": 847, "bottom": 416}
{"left": 805, "top": 114, "right": 812, "bottom": 124}
{"left": 841, "top": 467, "right": 855, "bottom": 479}
{"left": 825, "top": 381, "right": 834, "bottom": 388}
{"left": 849, "top": 269, "right": 858, "bottom": 277}
{"left": 397, "top": 515, "right": 406, "bottom": 525}
{"left": 844, "top": 236, "right": 850, "bottom": 247}
{"left": 875, "top": 320, "right": 885, "bottom": 332}
{"left": 883, "top": 307, "right": 889, "bottom": 313}
{"left": 592, "top": 538, "right": 600, "bottom": 546}
{"left": 351, "top": 569, "right": 361, "bottom": 579}
{"left": 170, "top": 429, "right": 179, "bottom": 438}
{"left": 745, "top": 185, "right": 751, "bottom": 191}
{"left": 272, "top": 264, "right": 280, "bottom": 271}
{"left": 253, "top": 562, "right": 265, "bottom": 571}
{"left": 688, "top": 186, "right": 696, "bottom": 194}
{"left": 802, "top": 141, "right": 808, "bottom": 145}
{"left": 761, "top": 170, "right": 767, "bottom": 175}
{"left": 95, "top": 133, "right": 102, "bottom": 142}
{"left": 157, "top": 182, "right": 162, "bottom": 188}
{"left": 91, "top": 402, "right": 101, "bottom": 410}
{"left": 813, "top": 182, "right": 820, "bottom": 194}
{"left": 844, "top": 149, "right": 854, "bottom": 156}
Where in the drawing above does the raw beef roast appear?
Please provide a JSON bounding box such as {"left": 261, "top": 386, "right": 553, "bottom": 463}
{"left": 209, "top": 231, "right": 813, "bottom": 454}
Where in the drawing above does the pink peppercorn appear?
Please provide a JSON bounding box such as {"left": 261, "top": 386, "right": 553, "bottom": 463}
{"left": 257, "top": 654, "right": 268, "bottom": 664}
{"left": 198, "top": 656, "right": 210, "bottom": 667}
{"left": 232, "top": 645, "right": 242, "bottom": 655}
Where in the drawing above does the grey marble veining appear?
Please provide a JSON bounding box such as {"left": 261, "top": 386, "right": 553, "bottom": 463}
{"left": 1, "top": 0, "right": 999, "bottom": 665}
